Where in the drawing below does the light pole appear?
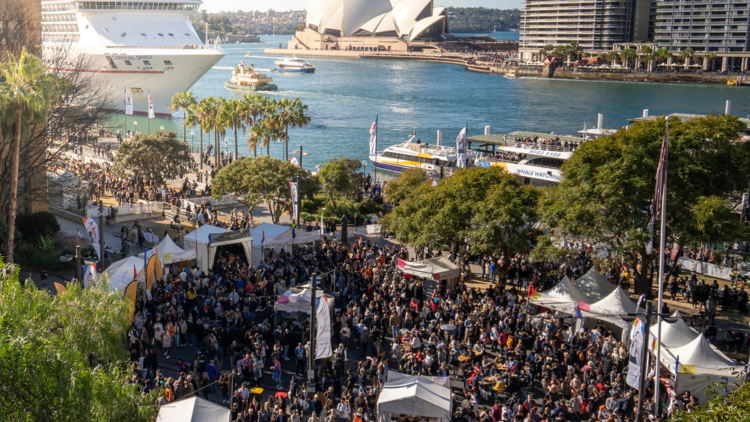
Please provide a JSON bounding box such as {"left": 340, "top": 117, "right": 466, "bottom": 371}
{"left": 309, "top": 271, "right": 317, "bottom": 386}
{"left": 98, "top": 200, "right": 105, "bottom": 270}
{"left": 191, "top": 131, "right": 195, "bottom": 153}
{"left": 292, "top": 145, "right": 310, "bottom": 169}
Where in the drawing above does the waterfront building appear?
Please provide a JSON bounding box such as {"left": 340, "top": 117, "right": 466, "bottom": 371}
{"left": 519, "top": 0, "right": 652, "bottom": 60}
{"left": 653, "top": 0, "right": 750, "bottom": 71}
{"left": 289, "top": 0, "right": 449, "bottom": 52}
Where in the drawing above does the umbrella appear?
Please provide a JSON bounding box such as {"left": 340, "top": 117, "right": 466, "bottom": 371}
{"left": 440, "top": 324, "right": 456, "bottom": 331}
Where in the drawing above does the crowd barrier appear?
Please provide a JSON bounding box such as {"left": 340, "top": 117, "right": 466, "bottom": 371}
{"left": 678, "top": 257, "right": 748, "bottom": 281}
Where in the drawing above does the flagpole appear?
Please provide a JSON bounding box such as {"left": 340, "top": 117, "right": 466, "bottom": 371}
{"left": 374, "top": 114, "right": 378, "bottom": 185}
{"left": 654, "top": 116, "right": 669, "bottom": 418}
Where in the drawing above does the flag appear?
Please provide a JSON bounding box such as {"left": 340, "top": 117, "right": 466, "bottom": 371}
{"left": 528, "top": 283, "right": 535, "bottom": 297}
{"left": 576, "top": 302, "right": 591, "bottom": 312}
{"left": 670, "top": 242, "right": 680, "bottom": 260}
{"left": 125, "top": 89, "right": 133, "bottom": 115}
{"left": 133, "top": 265, "right": 137, "bottom": 280}
{"left": 652, "top": 117, "right": 669, "bottom": 223}
{"left": 675, "top": 355, "right": 680, "bottom": 374}
{"left": 320, "top": 211, "right": 325, "bottom": 236}
{"left": 397, "top": 258, "right": 406, "bottom": 268}
{"left": 82, "top": 217, "right": 101, "bottom": 259}
{"left": 261, "top": 231, "right": 265, "bottom": 244}
{"left": 456, "top": 126, "right": 468, "bottom": 168}
{"left": 369, "top": 117, "right": 378, "bottom": 156}
{"left": 289, "top": 157, "right": 299, "bottom": 167}
{"left": 148, "top": 91, "right": 155, "bottom": 119}
{"left": 289, "top": 182, "right": 299, "bottom": 221}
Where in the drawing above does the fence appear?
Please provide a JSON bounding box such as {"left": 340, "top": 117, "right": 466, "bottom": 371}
{"left": 678, "top": 257, "right": 749, "bottom": 281}
{"left": 86, "top": 202, "right": 164, "bottom": 219}
{"left": 181, "top": 194, "right": 238, "bottom": 210}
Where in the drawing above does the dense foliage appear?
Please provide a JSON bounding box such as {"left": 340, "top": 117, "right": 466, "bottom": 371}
{"left": 543, "top": 115, "right": 750, "bottom": 294}
{"left": 447, "top": 7, "right": 521, "bottom": 33}
{"left": 670, "top": 379, "right": 748, "bottom": 422}
{"left": 112, "top": 130, "right": 190, "bottom": 184}
{"left": 14, "top": 211, "right": 60, "bottom": 243}
{"left": 0, "top": 258, "right": 159, "bottom": 421}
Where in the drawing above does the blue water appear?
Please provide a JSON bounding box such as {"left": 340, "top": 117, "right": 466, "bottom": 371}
{"left": 119, "top": 33, "right": 750, "bottom": 172}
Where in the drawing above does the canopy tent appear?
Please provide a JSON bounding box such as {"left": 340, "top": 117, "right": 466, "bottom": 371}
{"left": 398, "top": 256, "right": 461, "bottom": 290}
{"left": 531, "top": 276, "right": 595, "bottom": 313}
{"left": 251, "top": 223, "right": 320, "bottom": 265}
{"left": 667, "top": 334, "right": 736, "bottom": 369}
{"left": 183, "top": 225, "right": 252, "bottom": 272}
{"left": 377, "top": 376, "right": 452, "bottom": 422}
{"left": 387, "top": 370, "right": 451, "bottom": 389}
{"left": 142, "top": 235, "right": 196, "bottom": 265}
{"left": 276, "top": 288, "right": 335, "bottom": 315}
{"left": 581, "top": 287, "right": 642, "bottom": 340}
{"left": 157, "top": 396, "right": 231, "bottom": 422}
{"left": 572, "top": 268, "right": 616, "bottom": 302}
{"left": 105, "top": 255, "right": 144, "bottom": 292}
{"left": 649, "top": 317, "right": 699, "bottom": 349}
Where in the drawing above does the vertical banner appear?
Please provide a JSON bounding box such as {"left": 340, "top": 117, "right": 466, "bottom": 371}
{"left": 82, "top": 217, "right": 101, "bottom": 259}
{"left": 83, "top": 263, "right": 97, "bottom": 288}
{"left": 125, "top": 89, "right": 133, "bottom": 115}
{"left": 289, "top": 182, "right": 299, "bottom": 221}
{"left": 369, "top": 117, "right": 378, "bottom": 156}
{"left": 456, "top": 126, "right": 467, "bottom": 168}
{"left": 148, "top": 91, "right": 155, "bottom": 119}
{"left": 626, "top": 318, "right": 646, "bottom": 389}
{"left": 315, "top": 296, "right": 332, "bottom": 360}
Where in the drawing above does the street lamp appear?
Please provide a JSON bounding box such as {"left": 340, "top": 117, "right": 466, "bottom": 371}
{"left": 133, "top": 121, "right": 138, "bottom": 134}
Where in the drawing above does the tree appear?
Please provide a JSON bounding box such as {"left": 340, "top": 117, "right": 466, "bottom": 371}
{"left": 0, "top": 49, "right": 58, "bottom": 264}
{"left": 656, "top": 48, "right": 672, "bottom": 67}
{"left": 318, "top": 158, "right": 354, "bottom": 208}
{"left": 542, "top": 115, "right": 750, "bottom": 294}
{"left": 169, "top": 92, "right": 197, "bottom": 146}
{"left": 538, "top": 44, "right": 554, "bottom": 58}
{"left": 212, "top": 156, "right": 303, "bottom": 224}
{"left": 0, "top": 257, "right": 159, "bottom": 421}
{"left": 620, "top": 48, "right": 637, "bottom": 69}
{"left": 240, "top": 94, "right": 267, "bottom": 157}
{"left": 112, "top": 131, "right": 190, "bottom": 185}
{"left": 679, "top": 47, "right": 695, "bottom": 65}
{"left": 384, "top": 169, "right": 429, "bottom": 203}
{"left": 382, "top": 167, "right": 542, "bottom": 282}
{"left": 219, "top": 98, "right": 244, "bottom": 159}
{"left": 669, "top": 380, "right": 748, "bottom": 422}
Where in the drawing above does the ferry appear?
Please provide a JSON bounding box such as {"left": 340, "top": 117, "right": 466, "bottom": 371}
{"left": 273, "top": 57, "right": 316, "bottom": 73}
{"left": 472, "top": 131, "right": 582, "bottom": 185}
{"left": 225, "top": 63, "right": 277, "bottom": 91}
{"left": 370, "top": 134, "right": 461, "bottom": 175}
{"left": 505, "top": 70, "right": 518, "bottom": 78}
{"left": 245, "top": 52, "right": 252, "bottom": 57}
{"left": 41, "top": 0, "right": 225, "bottom": 116}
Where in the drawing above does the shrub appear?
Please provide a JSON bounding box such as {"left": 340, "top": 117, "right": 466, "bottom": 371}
{"left": 15, "top": 211, "right": 60, "bottom": 243}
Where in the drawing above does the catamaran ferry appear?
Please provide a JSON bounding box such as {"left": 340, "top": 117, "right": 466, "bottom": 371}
{"left": 41, "top": 0, "right": 225, "bottom": 116}
{"left": 273, "top": 57, "right": 316, "bottom": 73}
{"left": 472, "top": 131, "right": 581, "bottom": 185}
{"left": 369, "top": 134, "right": 461, "bottom": 175}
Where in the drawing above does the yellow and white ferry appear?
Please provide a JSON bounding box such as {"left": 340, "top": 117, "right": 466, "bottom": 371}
{"left": 225, "top": 63, "right": 278, "bottom": 91}
{"left": 369, "top": 134, "right": 460, "bottom": 175}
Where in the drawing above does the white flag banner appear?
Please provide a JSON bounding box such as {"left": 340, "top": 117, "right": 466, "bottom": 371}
{"left": 83, "top": 263, "right": 97, "bottom": 288}
{"left": 125, "top": 89, "right": 133, "bottom": 115}
{"left": 148, "top": 92, "right": 155, "bottom": 119}
{"left": 369, "top": 118, "right": 378, "bottom": 156}
{"left": 320, "top": 212, "right": 325, "bottom": 236}
{"left": 82, "top": 217, "right": 101, "bottom": 259}
{"left": 626, "top": 318, "right": 646, "bottom": 389}
{"left": 456, "top": 127, "right": 467, "bottom": 168}
{"left": 290, "top": 182, "right": 299, "bottom": 221}
{"left": 315, "top": 296, "right": 332, "bottom": 360}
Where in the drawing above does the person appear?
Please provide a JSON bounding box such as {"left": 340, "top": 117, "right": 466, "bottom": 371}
{"left": 336, "top": 398, "right": 351, "bottom": 422}
{"left": 271, "top": 357, "right": 283, "bottom": 389}
{"left": 295, "top": 342, "right": 306, "bottom": 376}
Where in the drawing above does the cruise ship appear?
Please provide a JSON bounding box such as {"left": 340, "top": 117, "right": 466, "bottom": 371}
{"left": 369, "top": 134, "right": 460, "bottom": 175}
{"left": 41, "top": 0, "right": 225, "bottom": 116}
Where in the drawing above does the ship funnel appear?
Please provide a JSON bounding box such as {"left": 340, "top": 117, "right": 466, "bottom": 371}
{"left": 436, "top": 130, "right": 443, "bottom": 146}
{"left": 597, "top": 113, "right": 604, "bottom": 130}
{"left": 726, "top": 100, "right": 732, "bottom": 115}
{"left": 484, "top": 126, "right": 491, "bottom": 135}
{"left": 643, "top": 109, "right": 648, "bottom": 118}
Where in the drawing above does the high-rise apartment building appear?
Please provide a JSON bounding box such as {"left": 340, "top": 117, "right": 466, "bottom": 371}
{"left": 653, "top": 0, "right": 750, "bottom": 53}
{"left": 519, "top": 0, "right": 650, "bottom": 60}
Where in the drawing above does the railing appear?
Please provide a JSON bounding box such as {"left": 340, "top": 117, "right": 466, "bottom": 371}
{"left": 87, "top": 202, "right": 164, "bottom": 220}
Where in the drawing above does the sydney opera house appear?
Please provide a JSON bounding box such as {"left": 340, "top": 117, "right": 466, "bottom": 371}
{"left": 288, "top": 0, "right": 450, "bottom": 52}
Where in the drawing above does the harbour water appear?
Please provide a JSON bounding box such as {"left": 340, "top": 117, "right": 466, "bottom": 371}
{"left": 118, "top": 33, "right": 750, "bottom": 172}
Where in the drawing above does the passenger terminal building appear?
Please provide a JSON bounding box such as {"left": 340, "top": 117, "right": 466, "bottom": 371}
{"left": 288, "top": 0, "right": 449, "bottom": 52}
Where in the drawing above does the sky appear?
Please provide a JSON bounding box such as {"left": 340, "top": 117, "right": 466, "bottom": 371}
{"left": 201, "top": 0, "right": 523, "bottom": 13}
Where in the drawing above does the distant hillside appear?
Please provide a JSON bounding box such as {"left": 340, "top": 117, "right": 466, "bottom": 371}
{"left": 447, "top": 7, "right": 521, "bottom": 33}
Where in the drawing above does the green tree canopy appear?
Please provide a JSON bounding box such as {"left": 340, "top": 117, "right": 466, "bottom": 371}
{"left": 212, "top": 156, "right": 311, "bottom": 224}
{"left": 0, "top": 258, "right": 158, "bottom": 421}
{"left": 382, "top": 167, "right": 542, "bottom": 280}
{"left": 112, "top": 130, "right": 190, "bottom": 185}
{"left": 542, "top": 115, "right": 750, "bottom": 293}
{"left": 317, "top": 157, "right": 356, "bottom": 207}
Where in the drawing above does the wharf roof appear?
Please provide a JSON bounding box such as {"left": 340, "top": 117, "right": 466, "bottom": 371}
{"left": 468, "top": 131, "right": 583, "bottom": 147}
{"left": 628, "top": 113, "right": 750, "bottom": 128}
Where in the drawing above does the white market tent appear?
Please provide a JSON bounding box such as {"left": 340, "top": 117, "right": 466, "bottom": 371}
{"left": 399, "top": 256, "right": 461, "bottom": 289}
{"left": 572, "top": 268, "right": 616, "bottom": 302}
{"left": 251, "top": 223, "right": 320, "bottom": 265}
{"left": 387, "top": 370, "right": 451, "bottom": 389}
{"left": 105, "top": 255, "right": 144, "bottom": 292}
{"left": 667, "top": 334, "right": 736, "bottom": 369}
{"left": 276, "top": 288, "right": 335, "bottom": 315}
{"left": 649, "top": 317, "right": 699, "bottom": 349}
{"left": 183, "top": 225, "right": 252, "bottom": 272}
{"left": 142, "top": 235, "right": 196, "bottom": 265}
{"left": 377, "top": 376, "right": 452, "bottom": 422}
{"left": 157, "top": 396, "right": 231, "bottom": 422}
{"left": 531, "top": 276, "right": 595, "bottom": 313}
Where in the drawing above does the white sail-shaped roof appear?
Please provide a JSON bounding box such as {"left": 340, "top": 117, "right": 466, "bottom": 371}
{"left": 359, "top": 12, "right": 388, "bottom": 34}
{"left": 531, "top": 276, "right": 594, "bottom": 313}
{"left": 649, "top": 318, "right": 699, "bottom": 349}
{"left": 668, "top": 334, "right": 736, "bottom": 369}
{"left": 391, "top": 0, "right": 432, "bottom": 36}
{"left": 342, "top": 0, "right": 393, "bottom": 36}
{"left": 408, "top": 14, "right": 444, "bottom": 41}
{"left": 373, "top": 12, "right": 398, "bottom": 34}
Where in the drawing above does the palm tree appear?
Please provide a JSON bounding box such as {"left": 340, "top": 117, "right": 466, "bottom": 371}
{"left": 184, "top": 104, "right": 199, "bottom": 153}
{"left": 168, "top": 92, "right": 197, "bottom": 146}
{"left": 195, "top": 97, "right": 212, "bottom": 169}
{"left": 678, "top": 48, "right": 695, "bottom": 69}
{"left": 261, "top": 99, "right": 280, "bottom": 156}
{"left": 640, "top": 46, "right": 653, "bottom": 72}
{"left": 277, "top": 98, "right": 294, "bottom": 160}
{"left": 287, "top": 99, "right": 311, "bottom": 158}
{"left": 704, "top": 52, "right": 717, "bottom": 71}
{"left": 656, "top": 48, "right": 672, "bottom": 69}
{"left": 620, "top": 48, "right": 637, "bottom": 69}
{"left": 0, "top": 49, "right": 57, "bottom": 264}
{"left": 219, "top": 98, "right": 244, "bottom": 159}
{"left": 242, "top": 94, "right": 267, "bottom": 157}
{"left": 568, "top": 41, "right": 584, "bottom": 62}
{"left": 247, "top": 121, "right": 269, "bottom": 155}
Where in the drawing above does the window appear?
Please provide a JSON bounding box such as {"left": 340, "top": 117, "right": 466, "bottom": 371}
{"left": 141, "top": 33, "right": 147, "bottom": 36}
{"left": 143, "top": 60, "right": 151, "bottom": 65}
{"left": 121, "top": 32, "right": 127, "bottom": 37}
{"left": 124, "top": 60, "right": 132, "bottom": 65}
{"left": 168, "top": 33, "right": 174, "bottom": 37}
{"left": 104, "top": 27, "right": 109, "bottom": 32}
{"left": 185, "top": 33, "right": 191, "bottom": 37}
{"left": 158, "top": 33, "right": 164, "bottom": 36}
{"left": 164, "top": 60, "right": 173, "bottom": 65}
